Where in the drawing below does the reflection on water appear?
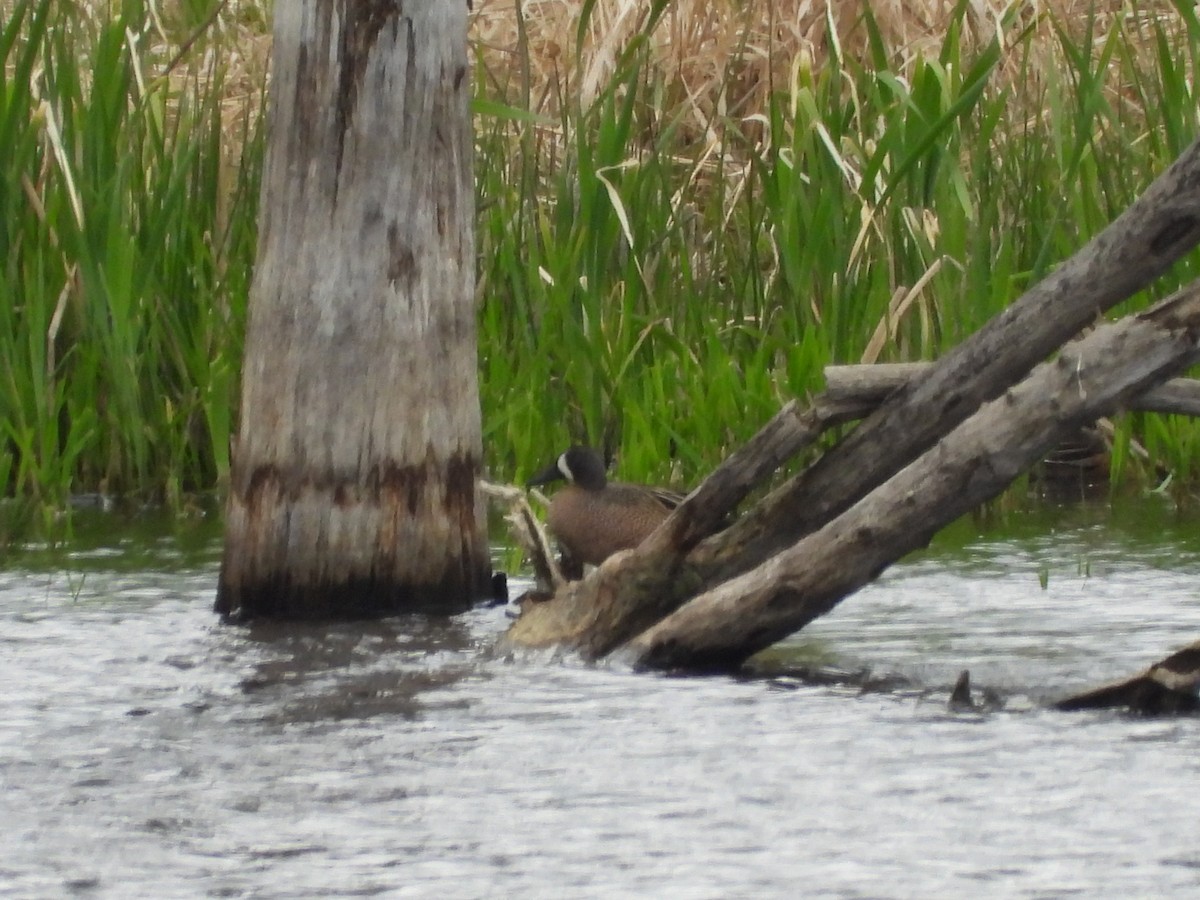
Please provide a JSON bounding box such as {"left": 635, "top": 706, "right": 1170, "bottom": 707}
{"left": 236, "top": 618, "right": 478, "bottom": 724}
{"left": 2, "top": 499, "right": 1200, "bottom": 897}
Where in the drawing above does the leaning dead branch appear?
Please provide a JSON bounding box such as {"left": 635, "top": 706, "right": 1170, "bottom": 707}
{"left": 824, "top": 363, "right": 1200, "bottom": 419}
{"left": 627, "top": 281, "right": 1200, "bottom": 671}
{"left": 505, "top": 138, "right": 1200, "bottom": 681}
{"left": 689, "top": 137, "right": 1200, "bottom": 585}
{"left": 481, "top": 481, "right": 566, "bottom": 593}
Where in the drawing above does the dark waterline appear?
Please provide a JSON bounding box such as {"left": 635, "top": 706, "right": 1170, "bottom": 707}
{"left": 3, "top": 498, "right": 1200, "bottom": 897}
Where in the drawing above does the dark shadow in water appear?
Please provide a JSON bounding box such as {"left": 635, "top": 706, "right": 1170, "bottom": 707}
{"left": 227, "top": 615, "right": 481, "bottom": 724}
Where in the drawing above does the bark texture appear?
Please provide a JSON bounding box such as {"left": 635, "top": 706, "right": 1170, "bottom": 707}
{"left": 217, "top": 2, "right": 489, "bottom": 619}
{"left": 824, "top": 363, "right": 1200, "bottom": 417}
{"left": 629, "top": 282, "right": 1200, "bottom": 670}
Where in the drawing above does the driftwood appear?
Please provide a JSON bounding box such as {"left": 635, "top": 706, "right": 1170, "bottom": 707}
{"left": 506, "top": 137, "right": 1200, "bottom": 678}
{"left": 628, "top": 283, "right": 1200, "bottom": 670}
{"left": 691, "top": 137, "right": 1200, "bottom": 584}
{"left": 824, "top": 362, "right": 1200, "bottom": 418}
{"left": 480, "top": 482, "right": 566, "bottom": 594}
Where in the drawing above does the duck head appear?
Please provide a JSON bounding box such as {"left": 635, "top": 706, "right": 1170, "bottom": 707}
{"left": 527, "top": 446, "right": 608, "bottom": 491}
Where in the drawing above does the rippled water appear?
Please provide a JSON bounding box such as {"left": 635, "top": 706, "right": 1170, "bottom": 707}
{"left": 3, "top": 500, "right": 1200, "bottom": 898}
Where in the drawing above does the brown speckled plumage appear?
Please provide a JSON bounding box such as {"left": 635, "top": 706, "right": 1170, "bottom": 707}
{"left": 528, "top": 447, "right": 679, "bottom": 575}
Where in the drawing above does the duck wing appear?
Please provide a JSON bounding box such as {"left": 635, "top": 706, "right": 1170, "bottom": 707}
{"left": 644, "top": 486, "right": 685, "bottom": 509}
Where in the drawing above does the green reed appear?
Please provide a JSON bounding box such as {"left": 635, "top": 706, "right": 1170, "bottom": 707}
{"left": 478, "top": 1, "right": 1200, "bottom": 492}
{"left": 0, "top": 0, "right": 261, "bottom": 517}
{"left": 4, "top": 0, "right": 1200, "bottom": 521}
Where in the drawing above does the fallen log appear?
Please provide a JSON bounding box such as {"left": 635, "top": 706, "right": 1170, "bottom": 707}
{"left": 626, "top": 282, "right": 1200, "bottom": 671}
{"left": 690, "top": 138, "right": 1200, "bottom": 584}
{"left": 505, "top": 139, "right": 1200, "bottom": 675}
{"left": 824, "top": 363, "right": 1200, "bottom": 418}
{"left": 825, "top": 361, "right": 1192, "bottom": 485}
{"left": 506, "top": 283, "right": 1200, "bottom": 667}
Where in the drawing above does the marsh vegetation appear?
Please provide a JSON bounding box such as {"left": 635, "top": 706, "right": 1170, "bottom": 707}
{"left": 3, "top": 0, "right": 1200, "bottom": 529}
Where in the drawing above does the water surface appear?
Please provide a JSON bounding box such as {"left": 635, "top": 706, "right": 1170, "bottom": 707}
{"left": 3, "top": 499, "right": 1200, "bottom": 898}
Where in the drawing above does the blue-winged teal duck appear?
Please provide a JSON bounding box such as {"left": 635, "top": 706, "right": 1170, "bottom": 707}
{"left": 528, "top": 446, "right": 681, "bottom": 576}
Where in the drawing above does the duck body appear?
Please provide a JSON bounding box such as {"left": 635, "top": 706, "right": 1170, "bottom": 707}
{"left": 528, "top": 447, "right": 679, "bottom": 574}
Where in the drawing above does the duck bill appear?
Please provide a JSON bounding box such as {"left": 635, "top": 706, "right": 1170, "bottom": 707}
{"left": 526, "top": 461, "right": 564, "bottom": 488}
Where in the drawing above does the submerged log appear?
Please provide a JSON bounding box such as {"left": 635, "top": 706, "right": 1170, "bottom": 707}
{"left": 217, "top": 4, "right": 490, "bottom": 619}
{"left": 1055, "top": 641, "right": 1200, "bottom": 715}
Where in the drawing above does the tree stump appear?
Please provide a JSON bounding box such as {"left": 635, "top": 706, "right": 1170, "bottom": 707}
{"left": 217, "top": 3, "right": 490, "bottom": 619}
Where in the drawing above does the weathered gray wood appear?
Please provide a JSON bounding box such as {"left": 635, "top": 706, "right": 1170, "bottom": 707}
{"left": 825, "top": 363, "right": 1200, "bottom": 417}
{"left": 640, "top": 398, "right": 869, "bottom": 556}
{"left": 217, "top": 2, "right": 490, "bottom": 619}
{"left": 627, "top": 281, "right": 1200, "bottom": 672}
{"left": 481, "top": 481, "right": 566, "bottom": 594}
{"left": 692, "top": 140, "right": 1200, "bottom": 583}
{"left": 1137, "top": 379, "right": 1200, "bottom": 417}
{"left": 822, "top": 363, "right": 928, "bottom": 405}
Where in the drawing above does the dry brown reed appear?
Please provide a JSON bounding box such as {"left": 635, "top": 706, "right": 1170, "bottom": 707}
{"left": 470, "top": 0, "right": 1139, "bottom": 127}
{"left": 41, "top": 1, "right": 1165, "bottom": 152}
